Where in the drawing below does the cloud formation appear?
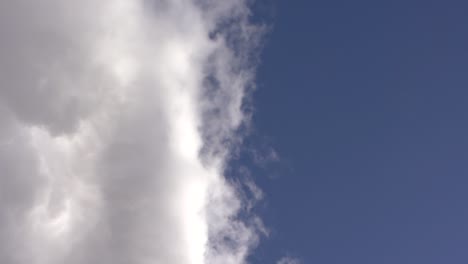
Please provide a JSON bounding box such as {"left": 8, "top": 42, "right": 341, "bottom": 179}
{"left": 277, "top": 257, "right": 302, "bottom": 264}
{"left": 0, "top": 1, "right": 263, "bottom": 263}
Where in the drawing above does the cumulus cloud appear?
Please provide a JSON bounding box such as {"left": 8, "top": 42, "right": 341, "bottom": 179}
{"left": 0, "top": 1, "right": 264, "bottom": 263}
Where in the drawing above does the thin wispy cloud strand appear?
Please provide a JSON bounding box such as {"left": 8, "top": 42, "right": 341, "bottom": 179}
{"left": 0, "top": 1, "right": 264, "bottom": 263}
{"left": 277, "top": 257, "right": 302, "bottom": 264}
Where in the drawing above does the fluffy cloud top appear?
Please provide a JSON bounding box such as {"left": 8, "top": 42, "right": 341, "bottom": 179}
{"left": 0, "top": 1, "right": 263, "bottom": 263}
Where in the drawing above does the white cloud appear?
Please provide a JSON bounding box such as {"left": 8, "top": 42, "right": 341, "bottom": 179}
{"left": 277, "top": 257, "right": 302, "bottom": 264}
{"left": 0, "top": 1, "right": 263, "bottom": 263}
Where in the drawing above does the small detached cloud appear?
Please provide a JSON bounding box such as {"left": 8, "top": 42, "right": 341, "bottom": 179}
{"left": 277, "top": 256, "right": 302, "bottom": 264}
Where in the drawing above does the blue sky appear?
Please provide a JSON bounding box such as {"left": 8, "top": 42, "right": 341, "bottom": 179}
{"left": 246, "top": 0, "right": 468, "bottom": 263}
{"left": 1, "top": 1, "right": 468, "bottom": 263}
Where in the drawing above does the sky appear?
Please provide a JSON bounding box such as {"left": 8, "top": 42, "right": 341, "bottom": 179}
{"left": 1, "top": 1, "right": 468, "bottom": 264}
{"left": 248, "top": 1, "right": 468, "bottom": 263}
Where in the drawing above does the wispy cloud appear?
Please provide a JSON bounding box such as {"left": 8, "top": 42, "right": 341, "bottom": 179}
{"left": 277, "top": 256, "right": 302, "bottom": 264}
{"left": 0, "top": 1, "right": 263, "bottom": 263}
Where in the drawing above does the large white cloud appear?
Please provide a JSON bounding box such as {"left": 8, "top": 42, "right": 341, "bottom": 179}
{"left": 0, "top": 1, "right": 264, "bottom": 263}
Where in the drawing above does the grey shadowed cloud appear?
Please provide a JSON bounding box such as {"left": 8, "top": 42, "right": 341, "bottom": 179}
{"left": 0, "top": 1, "right": 264, "bottom": 263}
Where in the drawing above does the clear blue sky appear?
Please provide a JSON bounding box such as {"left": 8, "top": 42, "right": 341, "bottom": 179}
{"left": 248, "top": 1, "right": 468, "bottom": 263}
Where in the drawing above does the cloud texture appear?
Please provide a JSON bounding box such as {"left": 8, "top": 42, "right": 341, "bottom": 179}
{"left": 277, "top": 257, "right": 301, "bottom": 264}
{"left": 0, "top": 1, "right": 263, "bottom": 263}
